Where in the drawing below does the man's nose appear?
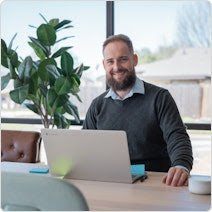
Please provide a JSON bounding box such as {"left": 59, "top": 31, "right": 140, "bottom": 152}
{"left": 113, "top": 60, "right": 121, "bottom": 72}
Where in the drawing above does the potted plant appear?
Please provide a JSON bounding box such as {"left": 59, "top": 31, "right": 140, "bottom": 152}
{"left": 1, "top": 14, "right": 89, "bottom": 128}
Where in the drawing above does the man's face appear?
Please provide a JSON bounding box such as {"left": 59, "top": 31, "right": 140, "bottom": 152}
{"left": 103, "top": 41, "right": 138, "bottom": 91}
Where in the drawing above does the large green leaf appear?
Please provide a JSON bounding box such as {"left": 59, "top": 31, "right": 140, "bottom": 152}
{"left": 1, "top": 39, "right": 7, "bottom": 52}
{"left": 61, "top": 51, "right": 74, "bottom": 75}
{"left": 29, "top": 37, "right": 48, "bottom": 56}
{"left": 52, "top": 46, "right": 72, "bottom": 58}
{"left": 28, "top": 42, "right": 46, "bottom": 60}
{"left": 47, "top": 89, "right": 67, "bottom": 110}
{"left": 32, "top": 60, "right": 40, "bottom": 69}
{"left": 54, "top": 20, "right": 71, "bottom": 30}
{"left": 55, "top": 106, "right": 66, "bottom": 114}
{"left": 7, "top": 49, "right": 19, "bottom": 68}
{"left": 46, "top": 64, "right": 60, "bottom": 79}
{"left": 64, "top": 101, "right": 80, "bottom": 123}
{"left": 83, "top": 66, "right": 90, "bottom": 71}
{"left": 39, "top": 84, "right": 48, "bottom": 97}
{"left": 17, "top": 56, "right": 33, "bottom": 82}
{"left": 55, "top": 95, "right": 67, "bottom": 108}
{"left": 49, "top": 18, "right": 59, "bottom": 27}
{"left": 8, "top": 33, "right": 17, "bottom": 51}
{"left": 71, "top": 73, "right": 80, "bottom": 85}
{"left": 74, "top": 63, "right": 83, "bottom": 74}
{"left": 28, "top": 94, "right": 39, "bottom": 104}
{"left": 73, "top": 93, "right": 82, "bottom": 103}
{"left": 1, "top": 39, "right": 8, "bottom": 68}
{"left": 28, "top": 71, "right": 39, "bottom": 94}
{"left": 9, "top": 84, "right": 29, "bottom": 104}
{"left": 1, "top": 73, "right": 11, "bottom": 90}
{"left": 54, "top": 76, "right": 71, "bottom": 95}
{"left": 7, "top": 58, "right": 17, "bottom": 79}
{"left": 46, "top": 64, "right": 61, "bottom": 86}
{"left": 37, "top": 24, "right": 56, "bottom": 46}
{"left": 75, "top": 63, "right": 90, "bottom": 78}
{"left": 54, "top": 114, "right": 70, "bottom": 129}
{"left": 61, "top": 116, "right": 70, "bottom": 129}
{"left": 14, "top": 78, "right": 23, "bottom": 88}
{"left": 38, "top": 58, "right": 56, "bottom": 81}
{"left": 24, "top": 103, "right": 39, "bottom": 114}
{"left": 47, "top": 88, "right": 58, "bottom": 108}
{"left": 70, "top": 76, "right": 80, "bottom": 94}
{"left": 53, "top": 114, "right": 62, "bottom": 128}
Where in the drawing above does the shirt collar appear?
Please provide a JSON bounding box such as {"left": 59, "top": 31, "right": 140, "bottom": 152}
{"left": 105, "top": 77, "right": 145, "bottom": 100}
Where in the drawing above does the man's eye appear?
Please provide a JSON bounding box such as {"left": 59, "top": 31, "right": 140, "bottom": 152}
{"left": 107, "top": 60, "right": 113, "bottom": 64}
{"left": 120, "top": 58, "right": 128, "bottom": 62}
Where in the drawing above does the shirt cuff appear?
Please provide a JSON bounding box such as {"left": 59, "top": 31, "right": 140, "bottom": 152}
{"left": 174, "top": 165, "right": 190, "bottom": 173}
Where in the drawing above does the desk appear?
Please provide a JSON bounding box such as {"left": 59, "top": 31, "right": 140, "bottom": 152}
{"left": 1, "top": 162, "right": 211, "bottom": 211}
{"left": 69, "top": 172, "right": 211, "bottom": 211}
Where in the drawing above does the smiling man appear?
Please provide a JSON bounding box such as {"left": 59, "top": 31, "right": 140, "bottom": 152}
{"left": 83, "top": 34, "right": 193, "bottom": 187}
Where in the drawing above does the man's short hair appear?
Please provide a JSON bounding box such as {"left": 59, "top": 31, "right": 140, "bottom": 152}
{"left": 102, "top": 34, "right": 134, "bottom": 54}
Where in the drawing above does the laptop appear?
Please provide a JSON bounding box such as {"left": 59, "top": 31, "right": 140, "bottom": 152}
{"left": 41, "top": 129, "right": 144, "bottom": 183}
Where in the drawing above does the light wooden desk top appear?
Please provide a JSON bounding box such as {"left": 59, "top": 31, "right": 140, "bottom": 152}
{"left": 1, "top": 162, "right": 211, "bottom": 211}
{"left": 69, "top": 172, "right": 211, "bottom": 211}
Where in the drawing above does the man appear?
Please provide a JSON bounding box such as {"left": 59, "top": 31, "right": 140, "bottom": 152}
{"left": 83, "top": 34, "right": 193, "bottom": 187}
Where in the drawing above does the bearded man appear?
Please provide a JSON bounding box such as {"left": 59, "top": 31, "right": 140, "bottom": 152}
{"left": 83, "top": 34, "right": 193, "bottom": 187}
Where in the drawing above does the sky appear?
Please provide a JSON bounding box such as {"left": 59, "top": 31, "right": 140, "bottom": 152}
{"left": 0, "top": 0, "right": 211, "bottom": 78}
{"left": 115, "top": 1, "right": 183, "bottom": 49}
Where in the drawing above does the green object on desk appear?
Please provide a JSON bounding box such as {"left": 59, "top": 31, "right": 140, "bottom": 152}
{"left": 131, "top": 164, "right": 145, "bottom": 176}
{"left": 51, "top": 157, "right": 72, "bottom": 178}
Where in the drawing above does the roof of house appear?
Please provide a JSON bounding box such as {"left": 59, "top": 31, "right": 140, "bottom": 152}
{"left": 136, "top": 48, "right": 211, "bottom": 80}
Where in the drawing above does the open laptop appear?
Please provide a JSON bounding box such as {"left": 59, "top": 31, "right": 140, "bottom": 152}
{"left": 41, "top": 129, "right": 144, "bottom": 183}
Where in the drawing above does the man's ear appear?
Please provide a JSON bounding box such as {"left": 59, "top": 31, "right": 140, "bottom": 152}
{"left": 133, "top": 54, "right": 138, "bottom": 66}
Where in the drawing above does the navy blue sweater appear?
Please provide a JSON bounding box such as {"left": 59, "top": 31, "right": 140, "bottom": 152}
{"left": 83, "top": 81, "right": 193, "bottom": 172}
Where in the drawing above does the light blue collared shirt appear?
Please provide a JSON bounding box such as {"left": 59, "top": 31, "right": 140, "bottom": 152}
{"left": 105, "top": 77, "right": 145, "bottom": 100}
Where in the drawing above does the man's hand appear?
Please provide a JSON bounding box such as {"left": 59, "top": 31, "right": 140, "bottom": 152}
{"left": 162, "top": 167, "right": 189, "bottom": 186}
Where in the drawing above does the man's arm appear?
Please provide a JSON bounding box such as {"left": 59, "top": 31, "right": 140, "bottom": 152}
{"left": 156, "top": 90, "right": 193, "bottom": 186}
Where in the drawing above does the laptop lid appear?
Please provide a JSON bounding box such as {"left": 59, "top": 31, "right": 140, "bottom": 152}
{"left": 41, "top": 129, "right": 137, "bottom": 183}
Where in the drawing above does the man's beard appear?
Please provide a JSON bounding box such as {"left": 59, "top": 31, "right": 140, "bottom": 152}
{"left": 106, "top": 68, "right": 136, "bottom": 91}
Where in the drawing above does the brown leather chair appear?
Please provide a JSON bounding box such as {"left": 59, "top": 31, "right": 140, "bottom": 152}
{"left": 1, "top": 130, "right": 41, "bottom": 163}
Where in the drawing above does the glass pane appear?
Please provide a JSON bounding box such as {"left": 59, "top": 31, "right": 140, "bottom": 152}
{"left": 188, "top": 130, "right": 211, "bottom": 175}
{"left": 115, "top": 1, "right": 211, "bottom": 124}
{"left": 1, "top": 1, "right": 106, "bottom": 120}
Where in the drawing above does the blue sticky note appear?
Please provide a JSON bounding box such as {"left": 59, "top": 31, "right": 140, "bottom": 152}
{"left": 131, "top": 164, "right": 145, "bottom": 176}
{"left": 29, "top": 167, "right": 49, "bottom": 174}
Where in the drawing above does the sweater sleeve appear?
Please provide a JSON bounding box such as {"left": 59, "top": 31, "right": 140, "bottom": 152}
{"left": 156, "top": 89, "right": 193, "bottom": 171}
{"left": 82, "top": 100, "right": 98, "bottom": 129}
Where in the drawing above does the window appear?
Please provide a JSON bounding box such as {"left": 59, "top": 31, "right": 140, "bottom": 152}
{"left": 1, "top": 1, "right": 210, "bottom": 174}
{"left": 114, "top": 1, "right": 211, "bottom": 175}
{"left": 1, "top": 0, "right": 106, "bottom": 119}
{"left": 115, "top": 1, "right": 211, "bottom": 124}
